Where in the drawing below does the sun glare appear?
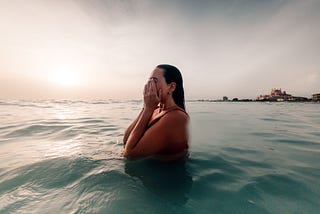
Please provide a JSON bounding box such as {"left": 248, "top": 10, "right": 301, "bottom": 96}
{"left": 50, "top": 67, "right": 80, "bottom": 86}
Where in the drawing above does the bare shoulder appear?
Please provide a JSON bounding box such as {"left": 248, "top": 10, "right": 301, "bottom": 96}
{"left": 160, "top": 109, "right": 188, "bottom": 140}
{"left": 161, "top": 109, "right": 188, "bottom": 125}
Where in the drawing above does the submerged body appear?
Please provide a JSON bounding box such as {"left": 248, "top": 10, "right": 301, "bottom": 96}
{"left": 123, "top": 65, "right": 189, "bottom": 161}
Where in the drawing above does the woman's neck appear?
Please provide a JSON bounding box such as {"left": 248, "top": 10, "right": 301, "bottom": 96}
{"left": 159, "top": 97, "right": 177, "bottom": 110}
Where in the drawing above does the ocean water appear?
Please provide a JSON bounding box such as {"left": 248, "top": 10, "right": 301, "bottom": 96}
{"left": 0, "top": 100, "right": 319, "bottom": 213}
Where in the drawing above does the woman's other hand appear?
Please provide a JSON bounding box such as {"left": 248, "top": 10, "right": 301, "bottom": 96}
{"left": 143, "top": 79, "right": 162, "bottom": 110}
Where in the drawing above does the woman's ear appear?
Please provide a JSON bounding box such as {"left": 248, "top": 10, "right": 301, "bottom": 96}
{"left": 170, "top": 82, "right": 176, "bottom": 93}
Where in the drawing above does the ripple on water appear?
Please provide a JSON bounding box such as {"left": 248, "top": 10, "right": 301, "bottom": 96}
{"left": 270, "top": 139, "right": 320, "bottom": 147}
{"left": 0, "top": 157, "right": 100, "bottom": 212}
{"left": 241, "top": 174, "right": 310, "bottom": 198}
{"left": 250, "top": 131, "right": 278, "bottom": 137}
{"left": 188, "top": 155, "right": 245, "bottom": 190}
{"left": 259, "top": 117, "right": 291, "bottom": 123}
{"left": 0, "top": 157, "right": 99, "bottom": 192}
{"left": 222, "top": 146, "right": 262, "bottom": 154}
{"left": 0, "top": 118, "right": 121, "bottom": 141}
{"left": 239, "top": 173, "right": 319, "bottom": 213}
{"left": 186, "top": 155, "right": 270, "bottom": 213}
{"left": 309, "top": 131, "right": 320, "bottom": 137}
{"left": 4, "top": 125, "right": 71, "bottom": 138}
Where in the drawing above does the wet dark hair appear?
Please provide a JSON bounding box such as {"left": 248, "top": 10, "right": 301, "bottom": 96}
{"left": 156, "top": 64, "right": 185, "bottom": 110}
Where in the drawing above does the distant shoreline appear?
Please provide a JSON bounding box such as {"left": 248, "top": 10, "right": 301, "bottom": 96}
{"left": 187, "top": 99, "right": 318, "bottom": 103}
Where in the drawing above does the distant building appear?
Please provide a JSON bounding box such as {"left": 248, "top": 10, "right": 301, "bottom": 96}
{"left": 288, "top": 96, "right": 309, "bottom": 102}
{"left": 312, "top": 93, "right": 320, "bottom": 102}
{"left": 256, "top": 88, "right": 292, "bottom": 101}
{"left": 256, "top": 88, "right": 311, "bottom": 102}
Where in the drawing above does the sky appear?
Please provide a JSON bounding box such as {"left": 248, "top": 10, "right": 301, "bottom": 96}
{"left": 0, "top": 0, "right": 319, "bottom": 100}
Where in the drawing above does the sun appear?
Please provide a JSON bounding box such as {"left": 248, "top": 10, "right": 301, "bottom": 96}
{"left": 50, "top": 67, "right": 80, "bottom": 86}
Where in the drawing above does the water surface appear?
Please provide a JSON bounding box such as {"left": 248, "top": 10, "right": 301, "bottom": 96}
{"left": 0, "top": 100, "right": 319, "bottom": 213}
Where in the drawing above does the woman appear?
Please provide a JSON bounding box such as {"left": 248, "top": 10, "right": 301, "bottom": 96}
{"left": 123, "top": 64, "right": 189, "bottom": 161}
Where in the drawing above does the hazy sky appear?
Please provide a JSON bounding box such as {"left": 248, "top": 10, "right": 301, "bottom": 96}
{"left": 1, "top": 0, "right": 319, "bottom": 100}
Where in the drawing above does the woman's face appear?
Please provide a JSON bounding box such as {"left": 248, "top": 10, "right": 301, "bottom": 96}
{"left": 149, "top": 68, "right": 174, "bottom": 102}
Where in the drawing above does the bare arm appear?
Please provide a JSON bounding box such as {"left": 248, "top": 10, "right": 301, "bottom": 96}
{"left": 123, "top": 107, "right": 155, "bottom": 153}
{"left": 123, "top": 108, "right": 144, "bottom": 146}
{"left": 123, "top": 79, "right": 161, "bottom": 157}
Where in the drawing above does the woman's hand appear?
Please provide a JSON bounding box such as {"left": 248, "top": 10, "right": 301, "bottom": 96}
{"left": 143, "top": 79, "right": 162, "bottom": 111}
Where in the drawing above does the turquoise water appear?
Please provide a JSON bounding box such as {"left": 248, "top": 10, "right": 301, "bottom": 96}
{"left": 0, "top": 100, "right": 319, "bottom": 213}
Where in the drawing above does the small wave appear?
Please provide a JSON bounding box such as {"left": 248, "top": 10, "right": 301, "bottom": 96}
{"left": 91, "top": 101, "right": 111, "bottom": 105}
{"left": 0, "top": 117, "right": 121, "bottom": 141}
{"left": 4, "top": 124, "right": 71, "bottom": 138}
{"left": 222, "top": 146, "right": 261, "bottom": 154}
{"left": 53, "top": 125, "right": 120, "bottom": 139}
{"left": 188, "top": 155, "right": 245, "bottom": 178}
{"left": 259, "top": 117, "right": 291, "bottom": 123}
{"left": 0, "top": 100, "right": 54, "bottom": 109}
{"left": 309, "top": 132, "right": 320, "bottom": 137}
{"left": 222, "top": 153, "right": 274, "bottom": 170}
{"left": 81, "top": 119, "right": 106, "bottom": 124}
{"left": 0, "top": 125, "right": 20, "bottom": 131}
{"left": 237, "top": 173, "right": 320, "bottom": 213}
{"left": 0, "top": 157, "right": 100, "bottom": 193}
{"left": 271, "top": 139, "right": 320, "bottom": 146}
{"left": 251, "top": 131, "right": 276, "bottom": 137}
{"left": 240, "top": 173, "right": 316, "bottom": 200}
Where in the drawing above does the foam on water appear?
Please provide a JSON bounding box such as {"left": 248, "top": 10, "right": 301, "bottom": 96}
{"left": 0, "top": 100, "right": 319, "bottom": 213}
